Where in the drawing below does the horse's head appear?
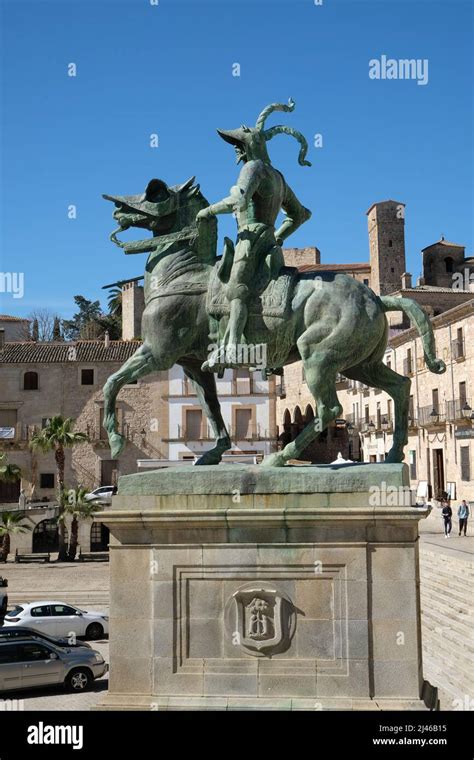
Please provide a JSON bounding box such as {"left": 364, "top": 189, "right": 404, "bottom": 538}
{"left": 103, "top": 176, "right": 207, "bottom": 251}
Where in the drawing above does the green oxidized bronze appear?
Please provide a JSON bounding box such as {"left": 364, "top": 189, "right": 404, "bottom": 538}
{"left": 102, "top": 99, "right": 446, "bottom": 466}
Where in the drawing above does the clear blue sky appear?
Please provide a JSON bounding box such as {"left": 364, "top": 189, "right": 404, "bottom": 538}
{"left": 1, "top": 0, "right": 472, "bottom": 319}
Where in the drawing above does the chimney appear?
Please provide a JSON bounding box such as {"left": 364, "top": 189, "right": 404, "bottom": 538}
{"left": 104, "top": 330, "right": 110, "bottom": 348}
{"left": 282, "top": 247, "right": 321, "bottom": 268}
{"left": 401, "top": 272, "right": 412, "bottom": 290}
{"left": 0, "top": 328, "right": 4, "bottom": 350}
{"left": 121, "top": 281, "right": 145, "bottom": 340}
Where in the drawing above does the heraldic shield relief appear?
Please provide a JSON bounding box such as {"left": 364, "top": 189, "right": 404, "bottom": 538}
{"left": 232, "top": 586, "right": 296, "bottom": 656}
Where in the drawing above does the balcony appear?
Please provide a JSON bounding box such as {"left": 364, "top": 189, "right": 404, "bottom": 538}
{"left": 165, "top": 424, "right": 276, "bottom": 443}
{"left": 446, "top": 398, "right": 472, "bottom": 422}
{"left": 418, "top": 405, "right": 446, "bottom": 427}
{"left": 451, "top": 338, "right": 465, "bottom": 361}
{"left": 335, "top": 373, "right": 350, "bottom": 390}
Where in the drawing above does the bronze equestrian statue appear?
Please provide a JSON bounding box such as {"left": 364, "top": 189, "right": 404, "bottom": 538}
{"left": 102, "top": 100, "right": 445, "bottom": 466}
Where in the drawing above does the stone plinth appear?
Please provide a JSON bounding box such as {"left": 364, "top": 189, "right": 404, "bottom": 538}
{"left": 95, "top": 463, "right": 437, "bottom": 711}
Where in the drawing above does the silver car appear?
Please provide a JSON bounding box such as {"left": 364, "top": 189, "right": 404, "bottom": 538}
{"left": 0, "top": 638, "right": 108, "bottom": 693}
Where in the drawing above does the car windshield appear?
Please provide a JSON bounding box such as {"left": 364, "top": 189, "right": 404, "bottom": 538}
{"left": 5, "top": 606, "right": 24, "bottom": 617}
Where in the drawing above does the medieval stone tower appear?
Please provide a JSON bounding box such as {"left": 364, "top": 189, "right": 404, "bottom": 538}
{"left": 367, "top": 200, "right": 406, "bottom": 295}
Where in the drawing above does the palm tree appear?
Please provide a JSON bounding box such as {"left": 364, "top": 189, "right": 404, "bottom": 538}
{"left": 60, "top": 487, "right": 98, "bottom": 561}
{"left": 107, "top": 286, "right": 122, "bottom": 318}
{"left": 0, "top": 511, "right": 32, "bottom": 562}
{"left": 29, "top": 416, "right": 88, "bottom": 560}
{"left": 0, "top": 453, "right": 21, "bottom": 484}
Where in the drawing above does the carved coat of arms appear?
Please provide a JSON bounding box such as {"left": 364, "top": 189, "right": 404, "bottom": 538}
{"left": 232, "top": 587, "right": 294, "bottom": 656}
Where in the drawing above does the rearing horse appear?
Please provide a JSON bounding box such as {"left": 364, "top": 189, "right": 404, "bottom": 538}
{"left": 102, "top": 176, "right": 445, "bottom": 467}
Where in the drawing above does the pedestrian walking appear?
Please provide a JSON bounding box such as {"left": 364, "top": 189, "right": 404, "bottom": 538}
{"left": 441, "top": 501, "right": 452, "bottom": 538}
{"left": 457, "top": 499, "right": 470, "bottom": 536}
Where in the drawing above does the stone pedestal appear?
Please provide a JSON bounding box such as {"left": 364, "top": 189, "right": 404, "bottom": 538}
{"left": 96, "top": 464, "right": 437, "bottom": 711}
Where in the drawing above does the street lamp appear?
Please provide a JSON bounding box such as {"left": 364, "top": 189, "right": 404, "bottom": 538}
{"left": 367, "top": 420, "right": 375, "bottom": 433}
{"left": 429, "top": 409, "right": 439, "bottom": 424}
{"left": 461, "top": 402, "right": 472, "bottom": 419}
{"left": 381, "top": 417, "right": 389, "bottom": 431}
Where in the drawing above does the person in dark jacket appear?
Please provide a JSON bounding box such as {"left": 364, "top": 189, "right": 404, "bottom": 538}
{"left": 457, "top": 500, "right": 470, "bottom": 536}
{"left": 441, "top": 501, "right": 452, "bottom": 538}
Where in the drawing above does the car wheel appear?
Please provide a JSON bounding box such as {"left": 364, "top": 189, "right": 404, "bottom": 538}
{"left": 85, "top": 622, "right": 104, "bottom": 640}
{"left": 66, "top": 668, "right": 92, "bottom": 692}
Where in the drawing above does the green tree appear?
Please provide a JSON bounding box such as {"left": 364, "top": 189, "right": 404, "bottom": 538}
{"left": 31, "top": 318, "right": 39, "bottom": 342}
{"left": 107, "top": 286, "right": 122, "bottom": 318}
{"left": 0, "top": 453, "right": 21, "bottom": 484}
{"left": 52, "top": 317, "right": 62, "bottom": 341}
{"left": 29, "top": 417, "right": 88, "bottom": 561}
{"left": 60, "top": 487, "right": 99, "bottom": 561}
{"left": 0, "top": 512, "right": 32, "bottom": 562}
{"left": 62, "top": 296, "right": 102, "bottom": 340}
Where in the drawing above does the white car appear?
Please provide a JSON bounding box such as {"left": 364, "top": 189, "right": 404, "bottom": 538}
{"left": 2, "top": 602, "right": 109, "bottom": 640}
{"left": 85, "top": 486, "right": 116, "bottom": 505}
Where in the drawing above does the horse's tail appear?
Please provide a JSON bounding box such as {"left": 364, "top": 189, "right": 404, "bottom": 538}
{"left": 380, "top": 296, "right": 446, "bottom": 374}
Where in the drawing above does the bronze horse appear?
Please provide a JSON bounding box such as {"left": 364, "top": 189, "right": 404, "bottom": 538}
{"left": 102, "top": 177, "right": 445, "bottom": 466}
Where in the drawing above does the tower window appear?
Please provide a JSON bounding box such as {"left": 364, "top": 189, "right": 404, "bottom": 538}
{"left": 24, "top": 371, "right": 39, "bottom": 390}
{"left": 445, "top": 257, "right": 454, "bottom": 273}
{"left": 388, "top": 240, "right": 393, "bottom": 247}
{"left": 390, "top": 267, "right": 395, "bottom": 273}
{"left": 81, "top": 369, "right": 94, "bottom": 385}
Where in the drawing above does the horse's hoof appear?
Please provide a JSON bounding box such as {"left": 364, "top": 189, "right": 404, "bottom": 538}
{"left": 261, "top": 453, "right": 285, "bottom": 467}
{"left": 109, "top": 433, "right": 126, "bottom": 458}
{"left": 194, "top": 450, "right": 222, "bottom": 466}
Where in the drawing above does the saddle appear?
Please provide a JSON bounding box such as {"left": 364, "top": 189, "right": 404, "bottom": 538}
{"left": 206, "top": 264, "right": 298, "bottom": 319}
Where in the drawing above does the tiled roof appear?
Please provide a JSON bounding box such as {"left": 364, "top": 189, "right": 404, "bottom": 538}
{"left": 298, "top": 263, "right": 370, "bottom": 272}
{"left": 0, "top": 315, "right": 30, "bottom": 322}
{"left": 0, "top": 340, "right": 142, "bottom": 363}
{"left": 401, "top": 286, "right": 472, "bottom": 294}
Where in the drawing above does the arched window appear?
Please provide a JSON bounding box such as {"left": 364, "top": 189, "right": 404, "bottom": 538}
{"left": 32, "top": 519, "right": 68, "bottom": 553}
{"left": 445, "top": 257, "right": 454, "bottom": 273}
{"left": 23, "top": 371, "right": 38, "bottom": 390}
{"left": 283, "top": 409, "right": 291, "bottom": 430}
{"left": 304, "top": 404, "right": 315, "bottom": 423}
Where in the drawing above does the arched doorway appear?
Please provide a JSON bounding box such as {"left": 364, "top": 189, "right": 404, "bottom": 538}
{"left": 90, "top": 522, "right": 110, "bottom": 552}
{"left": 32, "top": 519, "right": 68, "bottom": 553}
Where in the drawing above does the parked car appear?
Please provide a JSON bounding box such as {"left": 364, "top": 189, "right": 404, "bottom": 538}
{"left": 0, "top": 578, "right": 8, "bottom": 616}
{"left": 0, "top": 626, "right": 92, "bottom": 649}
{"left": 0, "top": 637, "right": 107, "bottom": 692}
{"left": 84, "top": 486, "right": 117, "bottom": 505}
{"left": 2, "top": 602, "right": 109, "bottom": 640}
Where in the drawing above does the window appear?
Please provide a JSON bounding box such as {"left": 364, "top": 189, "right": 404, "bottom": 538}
{"left": 459, "top": 381, "right": 467, "bottom": 406}
{"left": 364, "top": 405, "right": 369, "bottom": 423}
{"left": 409, "top": 450, "right": 417, "bottom": 480}
{"left": 376, "top": 402, "right": 381, "bottom": 429}
{"left": 30, "top": 605, "right": 51, "bottom": 617}
{"left": 387, "top": 399, "right": 392, "bottom": 421}
{"left": 460, "top": 446, "right": 470, "bottom": 482}
{"left": 363, "top": 278, "right": 369, "bottom": 286}
{"left": 409, "top": 395, "right": 414, "bottom": 422}
{"left": 51, "top": 605, "right": 77, "bottom": 616}
{"left": 185, "top": 409, "right": 202, "bottom": 439}
{"left": 17, "top": 643, "right": 51, "bottom": 662}
{"left": 23, "top": 371, "right": 38, "bottom": 390}
{"left": 388, "top": 240, "right": 393, "bottom": 248}
{"left": 39, "top": 473, "right": 54, "bottom": 489}
{"left": 445, "top": 257, "right": 454, "bottom": 273}
{"left": 235, "top": 409, "right": 252, "bottom": 439}
{"left": 0, "top": 409, "right": 17, "bottom": 439}
{"left": 386, "top": 358, "right": 391, "bottom": 370}
{"left": 81, "top": 369, "right": 94, "bottom": 385}
{"left": 432, "top": 389, "right": 439, "bottom": 414}
{"left": 0, "top": 645, "right": 18, "bottom": 664}
{"left": 390, "top": 267, "right": 395, "bottom": 273}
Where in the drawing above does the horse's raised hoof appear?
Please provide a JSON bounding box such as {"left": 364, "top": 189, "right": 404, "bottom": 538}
{"left": 109, "top": 432, "right": 126, "bottom": 459}
{"left": 261, "top": 452, "right": 286, "bottom": 467}
{"left": 385, "top": 451, "right": 404, "bottom": 464}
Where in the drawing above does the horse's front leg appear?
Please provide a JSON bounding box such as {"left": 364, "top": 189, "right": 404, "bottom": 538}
{"left": 103, "top": 343, "right": 156, "bottom": 458}
{"left": 181, "top": 361, "right": 231, "bottom": 465}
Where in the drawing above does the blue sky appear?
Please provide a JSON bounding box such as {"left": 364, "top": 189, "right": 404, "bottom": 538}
{"left": 0, "top": 0, "right": 472, "bottom": 319}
